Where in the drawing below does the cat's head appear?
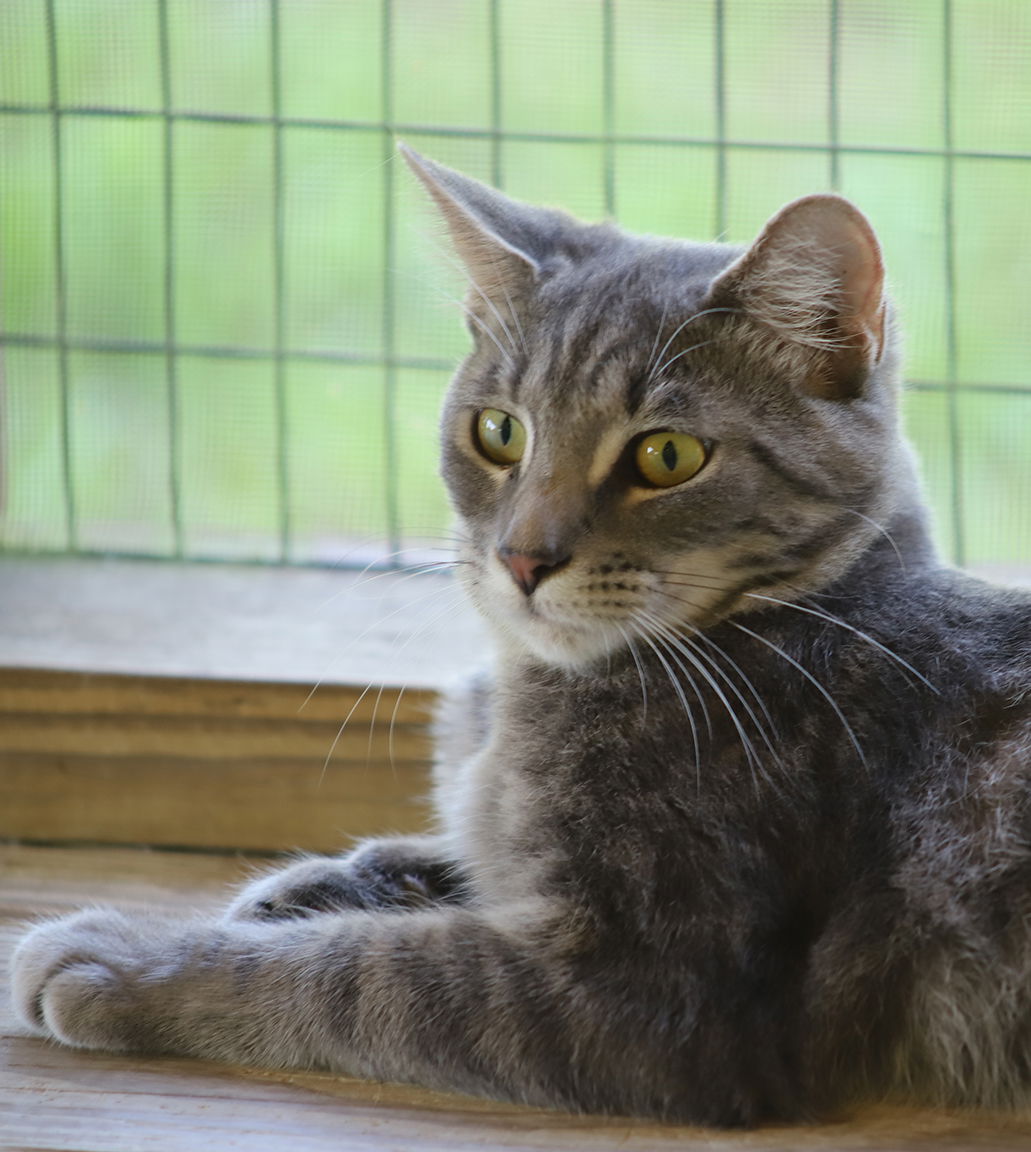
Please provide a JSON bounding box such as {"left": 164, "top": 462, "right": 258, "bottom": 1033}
{"left": 403, "top": 145, "right": 920, "bottom": 670}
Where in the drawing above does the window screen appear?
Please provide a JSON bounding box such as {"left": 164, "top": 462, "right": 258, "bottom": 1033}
{"left": 1, "top": 1, "right": 1029, "bottom": 578}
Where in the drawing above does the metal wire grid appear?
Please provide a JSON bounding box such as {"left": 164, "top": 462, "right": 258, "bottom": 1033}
{"left": 0, "top": 1, "right": 1029, "bottom": 571}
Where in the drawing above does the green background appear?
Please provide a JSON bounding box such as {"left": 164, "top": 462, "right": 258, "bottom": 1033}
{"left": 1, "top": 0, "right": 1029, "bottom": 574}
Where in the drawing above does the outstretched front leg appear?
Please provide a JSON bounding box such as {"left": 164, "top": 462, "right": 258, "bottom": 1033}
{"left": 12, "top": 903, "right": 586, "bottom": 1105}
{"left": 225, "top": 835, "right": 467, "bottom": 921}
{"left": 11, "top": 899, "right": 802, "bottom": 1125}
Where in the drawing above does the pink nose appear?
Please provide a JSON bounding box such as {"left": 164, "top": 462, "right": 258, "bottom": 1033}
{"left": 499, "top": 549, "right": 569, "bottom": 596}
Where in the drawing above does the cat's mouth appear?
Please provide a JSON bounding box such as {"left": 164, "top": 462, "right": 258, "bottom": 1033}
{"left": 454, "top": 553, "right": 625, "bottom": 666}
{"left": 510, "top": 607, "right": 632, "bottom": 667}
{"left": 458, "top": 550, "right": 700, "bottom": 668}
{"left": 456, "top": 538, "right": 755, "bottom": 668}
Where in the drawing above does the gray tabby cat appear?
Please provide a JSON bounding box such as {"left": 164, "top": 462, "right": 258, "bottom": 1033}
{"left": 12, "top": 145, "right": 1031, "bottom": 1127}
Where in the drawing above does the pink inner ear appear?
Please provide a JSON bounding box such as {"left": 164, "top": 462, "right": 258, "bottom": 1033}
{"left": 709, "top": 194, "right": 887, "bottom": 397}
{"left": 824, "top": 206, "right": 886, "bottom": 364}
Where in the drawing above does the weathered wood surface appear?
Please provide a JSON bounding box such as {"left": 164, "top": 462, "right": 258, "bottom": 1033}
{"left": 0, "top": 556, "right": 485, "bottom": 687}
{"left": 3, "top": 844, "right": 1031, "bottom": 1152}
{"left": 0, "top": 669, "right": 434, "bottom": 852}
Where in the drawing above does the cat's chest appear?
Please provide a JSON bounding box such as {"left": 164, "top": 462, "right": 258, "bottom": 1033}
{"left": 466, "top": 671, "right": 822, "bottom": 887}
{"left": 518, "top": 653, "right": 919, "bottom": 861}
{"left": 493, "top": 662, "right": 797, "bottom": 799}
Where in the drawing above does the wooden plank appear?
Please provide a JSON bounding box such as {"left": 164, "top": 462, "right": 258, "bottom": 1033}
{"left": 0, "top": 668, "right": 436, "bottom": 852}
{"left": 4, "top": 844, "right": 1031, "bottom": 1152}
{"left": 0, "top": 710, "right": 429, "bottom": 762}
{"left": 0, "top": 667, "right": 436, "bottom": 725}
{"left": 0, "top": 753, "right": 430, "bottom": 852}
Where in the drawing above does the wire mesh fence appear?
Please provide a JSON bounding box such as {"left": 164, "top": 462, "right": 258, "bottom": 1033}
{"left": 1, "top": 0, "right": 1029, "bottom": 575}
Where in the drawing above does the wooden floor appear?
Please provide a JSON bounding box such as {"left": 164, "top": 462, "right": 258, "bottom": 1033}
{"left": 4, "top": 844, "right": 1031, "bottom": 1152}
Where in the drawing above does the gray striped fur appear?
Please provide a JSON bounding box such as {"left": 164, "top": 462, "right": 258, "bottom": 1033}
{"left": 12, "top": 149, "right": 1031, "bottom": 1126}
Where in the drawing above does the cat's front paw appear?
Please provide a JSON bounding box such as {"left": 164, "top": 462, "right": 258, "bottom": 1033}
{"left": 12, "top": 909, "right": 160, "bottom": 1051}
{"left": 225, "top": 842, "right": 455, "bottom": 922}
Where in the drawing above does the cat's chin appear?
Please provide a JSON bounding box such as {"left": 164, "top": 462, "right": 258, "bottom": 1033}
{"left": 457, "top": 577, "right": 617, "bottom": 670}
{"left": 534, "top": 620, "right": 630, "bottom": 669}
{"left": 493, "top": 613, "right": 628, "bottom": 670}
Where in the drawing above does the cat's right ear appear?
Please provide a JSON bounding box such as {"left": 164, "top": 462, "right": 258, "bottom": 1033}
{"left": 399, "top": 143, "right": 542, "bottom": 304}
{"left": 706, "top": 194, "right": 886, "bottom": 401}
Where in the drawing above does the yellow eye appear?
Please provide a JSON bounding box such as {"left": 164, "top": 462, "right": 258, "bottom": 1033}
{"left": 634, "top": 431, "right": 708, "bottom": 488}
{"left": 475, "top": 408, "right": 526, "bottom": 466}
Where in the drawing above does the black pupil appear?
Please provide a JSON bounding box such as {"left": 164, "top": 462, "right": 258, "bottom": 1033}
{"left": 661, "top": 439, "right": 677, "bottom": 471}
{"left": 499, "top": 416, "right": 512, "bottom": 446}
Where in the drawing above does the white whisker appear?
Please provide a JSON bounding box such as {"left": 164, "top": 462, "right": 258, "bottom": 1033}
{"left": 493, "top": 255, "right": 529, "bottom": 356}
{"left": 644, "top": 301, "right": 670, "bottom": 381}
{"left": 433, "top": 284, "right": 516, "bottom": 370}
{"left": 652, "top": 336, "right": 724, "bottom": 381}
{"left": 730, "top": 619, "right": 868, "bottom": 770}
{"left": 320, "top": 683, "right": 375, "bottom": 788}
{"left": 843, "top": 507, "right": 907, "bottom": 574}
{"left": 745, "top": 591, "right": 939, "bottom": 695}
{"left": 647, "top": 306, "right": 741, "bottom": 383}
{"left": 683, "top": 621, "right": 782, "bottom": 759}
{"left": 616, "top": 623, "right": 650, "bottom": 722}
{"left": 420, "top": 234, "right": 523, "bottom": 363}
{"left": 632, "top": 619, "right": 702, "bottom": 781}
{"left": 387, "top": 684, "right": 407, "bottom": 783}
{"left": 302, "top": 576, "right": 464, "bottom": 714}
{"left": 317, "top": 559, "right": 463, "bottom": 615}
{"left": 366, "top": 683, "right": 387, "bottom": 770}
{"left": 637, "top": 607, "right": 773, "bottom": 794}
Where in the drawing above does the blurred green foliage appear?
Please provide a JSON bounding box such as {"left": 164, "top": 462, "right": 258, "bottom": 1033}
{"left": 0, "top": 0, "right": 1029, "bottom": 571}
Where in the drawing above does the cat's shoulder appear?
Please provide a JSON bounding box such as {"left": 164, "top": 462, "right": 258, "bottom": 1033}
{"left": 921, "top": 565, "right": 1031, "bottom": 641}
{"left": 907, "top": 566, "right": 1031, "bottom": 705}
{"left": 837, "top": 562, "right": 1030, "bottom": 704}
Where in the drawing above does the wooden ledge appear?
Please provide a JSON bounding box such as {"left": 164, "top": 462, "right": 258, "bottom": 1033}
{"left": 0, "top": 555, "right": 486, "bottom": 688}
{"left": 0, "top": 557, "right": 487, "bottom": 853}
{"left": 0, "top": 667, "right": 435, "bottom": 852}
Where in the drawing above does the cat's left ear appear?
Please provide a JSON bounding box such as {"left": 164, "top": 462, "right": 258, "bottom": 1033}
{"left": 707, "top": 195, "right": 886, "bottom": 400}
